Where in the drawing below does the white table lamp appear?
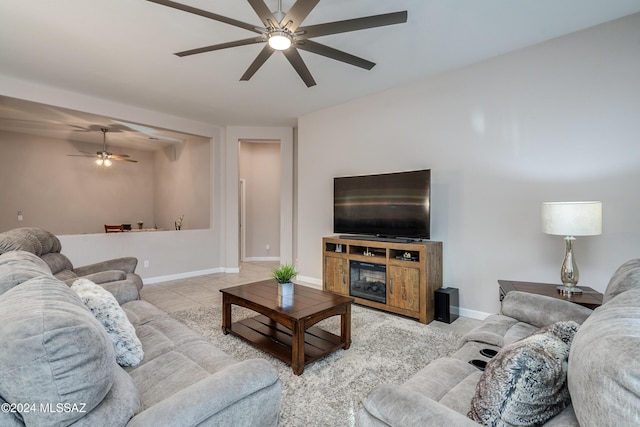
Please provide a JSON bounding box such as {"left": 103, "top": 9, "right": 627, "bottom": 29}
{"left": 541, "top": 201, "right": 602, "bottom": 294}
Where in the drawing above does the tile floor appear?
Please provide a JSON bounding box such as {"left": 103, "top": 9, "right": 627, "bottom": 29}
{"left": 140, "top": 261, "right": 481, "bottom": 335}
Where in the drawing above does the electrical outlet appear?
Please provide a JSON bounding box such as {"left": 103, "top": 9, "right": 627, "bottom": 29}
{"left": 266, "top": 244, "right": 270, "bottom": 250}
{"left": 143, "top": 260, "right": 150, "bottom": 268}
{"left": 17, "top": 210, "right": 23, "bottom": 221}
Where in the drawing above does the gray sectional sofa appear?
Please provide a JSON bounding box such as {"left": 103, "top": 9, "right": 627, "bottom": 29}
{"left": 0, "top": 236, "right": 281, "bottom": 425}
{"left": 0, "top": 227, "right": 143, "bottom": 304}
{"left": 4, "top": 224, "right": 638, "bottom": 426}
{"left": 359, "top": 259, "right": 640, "bottom": 426}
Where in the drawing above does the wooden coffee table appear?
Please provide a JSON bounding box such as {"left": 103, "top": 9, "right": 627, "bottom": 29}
{"left": 220, "top": 280, "right": 354, "bottom": 375}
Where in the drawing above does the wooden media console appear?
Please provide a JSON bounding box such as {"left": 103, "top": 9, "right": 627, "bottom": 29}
{"left": 322, "top": 236, "right": 443, "bottom": 323}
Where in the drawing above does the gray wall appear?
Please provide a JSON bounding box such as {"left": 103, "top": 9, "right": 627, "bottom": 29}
{"left": 0, "top": 130, "right": 154, "bottom": 234}
{"left": 297, "top": 14, "right": 640, "bottom": 317}
{"left": 239, "top": 141, "right": 281, "bottom": 261}
{"left": 0, "top": 130, "right": 210, "bottom": 234}
{"left": 154, "top": 140, "right": 211, "bottom": 231}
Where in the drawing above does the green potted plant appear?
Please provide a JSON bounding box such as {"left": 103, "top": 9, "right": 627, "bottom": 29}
{"left": 272, "top": 263, "right": 297, "bottom": 297}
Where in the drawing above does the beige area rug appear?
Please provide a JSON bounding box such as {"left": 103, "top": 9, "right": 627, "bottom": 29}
{"left": 171, "top": 304, "right": 462, "bottom": 427}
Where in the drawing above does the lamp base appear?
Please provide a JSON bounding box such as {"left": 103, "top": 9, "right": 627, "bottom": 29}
{"left": 557, "top": 285, "right": 583, "bottom": 295}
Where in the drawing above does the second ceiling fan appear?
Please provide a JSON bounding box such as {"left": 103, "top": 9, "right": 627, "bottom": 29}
{"left": 147, "top": 0, "right": 408, "bottom": 87}
{"left": 67, "top": 128, "right": 138, "bottom": 166}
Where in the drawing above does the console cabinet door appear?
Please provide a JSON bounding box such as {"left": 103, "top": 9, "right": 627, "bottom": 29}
{"left": 388, "top": 266, "right": 420, "bottom": 312}
{"left": 324, "top": 256, "right": 348, "bottom": 295}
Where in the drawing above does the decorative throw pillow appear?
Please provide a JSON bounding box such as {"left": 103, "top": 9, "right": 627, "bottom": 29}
{"left": 468, "top": 321, "right": 580, "bottom": 427}
{"left": 71, "top": 278, "right": 144, "bottom": 367}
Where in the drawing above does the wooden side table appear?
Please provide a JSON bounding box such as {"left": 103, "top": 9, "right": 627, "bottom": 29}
{"left": 498, "top": 280, "right": 603, "bottom": 309}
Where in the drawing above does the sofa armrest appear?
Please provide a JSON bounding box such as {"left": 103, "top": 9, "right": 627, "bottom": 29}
{"left": 101, "top": 281, "right": 140, "bottom": 305}
{"left": 360, "top": 385, "right": 478, "bottom": 427}
{"left": 501, "top": 291, "right": 593, "bottom": 328}
{"left": 73, "top": 257, "right": 138, "bottom": 276}
{"left": 75, "top": 270, "right": 126, "bottom": 284}
{"left": 63, "top": 278, "right": 139, "bottom": 304}
{"left": 127, "top": 359, "right": 281, "bottom": 427}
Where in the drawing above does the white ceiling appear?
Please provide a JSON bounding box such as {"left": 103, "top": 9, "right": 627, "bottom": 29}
{"left": 0, "top": 95, "right": 206, "bottom": 150}
{"left": 1, "top": 0, "right": 640, "bottom": 134}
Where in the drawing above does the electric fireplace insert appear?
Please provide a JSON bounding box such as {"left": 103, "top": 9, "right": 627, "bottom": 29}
{"left": 349, "top": 260, "right": 386, "bottom": 304}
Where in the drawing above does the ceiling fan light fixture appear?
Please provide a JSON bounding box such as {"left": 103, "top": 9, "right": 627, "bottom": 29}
{"left": 68, "top": 126, "right": 137, "bottom": 165}
{"left": 96, "top": 156, "right": 112, "bottom": 167}
{"left": 268, "top": 31, "right": 292, "bottom": 50}
{"left": 149, "top": 0, "right": 408, "bottom": 86}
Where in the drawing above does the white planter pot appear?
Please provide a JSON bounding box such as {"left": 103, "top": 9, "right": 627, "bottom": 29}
{"left": 278, "top": 282, "right": 294, "bottom": 297}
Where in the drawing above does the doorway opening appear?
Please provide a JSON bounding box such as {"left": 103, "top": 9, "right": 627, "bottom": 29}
{"left": 238, "top": 140, "right": 281, "bottom": 262}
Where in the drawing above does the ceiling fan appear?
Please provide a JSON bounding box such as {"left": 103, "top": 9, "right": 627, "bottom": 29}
{"left": 147, "top": 0, "right": 408, "bottom": 87}
{"left": 67, "top": 128, "right": 138, "bottom": 166}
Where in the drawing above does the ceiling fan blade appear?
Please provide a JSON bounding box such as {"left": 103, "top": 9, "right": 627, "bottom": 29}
{"left": 296, "top": 40, "right": 375, "bottom": 70}
{"left": 240, "top": 45, "right": 275, "bottom": 81}
{"left": 175, "top": 37, "right": 264, "bottom": 57}
{"left": 282, "top": 48, "right": 316, "bottom": 87}
{"left": 280, "top": 0, "right": 320, "bottom": 31}
{"left": 297, "top": 11, "right": 407, "bottom": 40}
{"left": 68, "top": 125, "right": 91, "bottom": 132}
{"left": 147, "top": 0, "right": 262, "bottom": 34}
{"left": 67, "top": 154, "right": 97, "bottom": 158}
{"left": 247, "top": 0, "right": 277, "bottom": 28}
{"left": 110, "top": 153, "right": 131, "bottom": 158}
{"left": 112, "top": 156, "right": 138, "bottom": 163}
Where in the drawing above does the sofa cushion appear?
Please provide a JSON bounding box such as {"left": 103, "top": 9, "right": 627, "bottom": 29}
{"left": 0, "top": 249, "right": 51, "bottom": 272}
{"left": 79, "top": 269, "right": 128, "bottom": 284}
{"left": 403, "top": 357, "right": 482, "bottom": 416}
{"left": 500, "top": 291, "right": 593, "bottom": 328}
{"left": 0, "top": 251, "right": 52, "bottom": 295}
{"left": 569, "top": 287, "right": 640, "bottom": 425}
{"left": 0, "top": 228, "right": 41, "bottom": 255}
{"left": 603, "top": 258, "right": 640, "bottom": 304}
{"left": 0, "top": 395, "right": 22, "bottom": 426}
{"left": 0, "top": 227, "right": 62, "bottom": 256}
{"left": 122, "top": 300, "right": 235, "bottom": 369}
{"left": 72, "top": 278, "right": 144, "bottom": 367}
{"left": 0, "top": 276, "right": 116, "bottom": 426}
{"left": 21, "top": 227, "right": 62, "bottom": 254}
{"left": 41, "top": 252, "right": 75, "bottom": 275}
{"left": 461, "top": 314, "right": 538, "bottom": 348}
{"left": 468, "top": 321, "right": 579, "bottom": 426}
{"left": 72, "top": 366, "right": 141, "bottom": 427}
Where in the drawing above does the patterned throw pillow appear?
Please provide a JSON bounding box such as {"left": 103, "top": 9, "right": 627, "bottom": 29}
{"left": 468, "top": 321, "right": 579, "bottom": 426}
{"left": 71, "top": 278, "right": 144, "bottom": 366}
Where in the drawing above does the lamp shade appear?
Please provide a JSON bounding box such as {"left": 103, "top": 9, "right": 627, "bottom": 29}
{"left": 541, "top": 201, "right": 602, "bottom": 236}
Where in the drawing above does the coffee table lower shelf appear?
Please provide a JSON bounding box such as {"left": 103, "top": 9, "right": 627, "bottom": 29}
{"left": 224, "top": 315, "right": 347, "bottom": 372}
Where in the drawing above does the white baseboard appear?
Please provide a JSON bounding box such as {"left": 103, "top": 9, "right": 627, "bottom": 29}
{"left": 296, "top": 275, "right": 322, "bottom": 288}
{"left": 144, "top": 270, "right": 493, "bottom": 321}
{"left": 243, "top": 257, "right": 280, "bottom": 262}
{"left": 294, "top": 275, "right": 492, "bottom": 321}
{"left": 143, "top": 267, "right": 225, "bottom": 284}
{"left": 458, "top": 307, "right": 491, "bottom": 321}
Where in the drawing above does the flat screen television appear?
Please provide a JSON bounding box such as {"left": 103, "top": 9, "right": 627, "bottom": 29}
{"left": 333, "top": 169, "right": 431, "bottom": 239}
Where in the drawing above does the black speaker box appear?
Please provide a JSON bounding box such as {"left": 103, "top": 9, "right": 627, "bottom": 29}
{"left": 434, "top": 287, "right": 459, "bottom": 324}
